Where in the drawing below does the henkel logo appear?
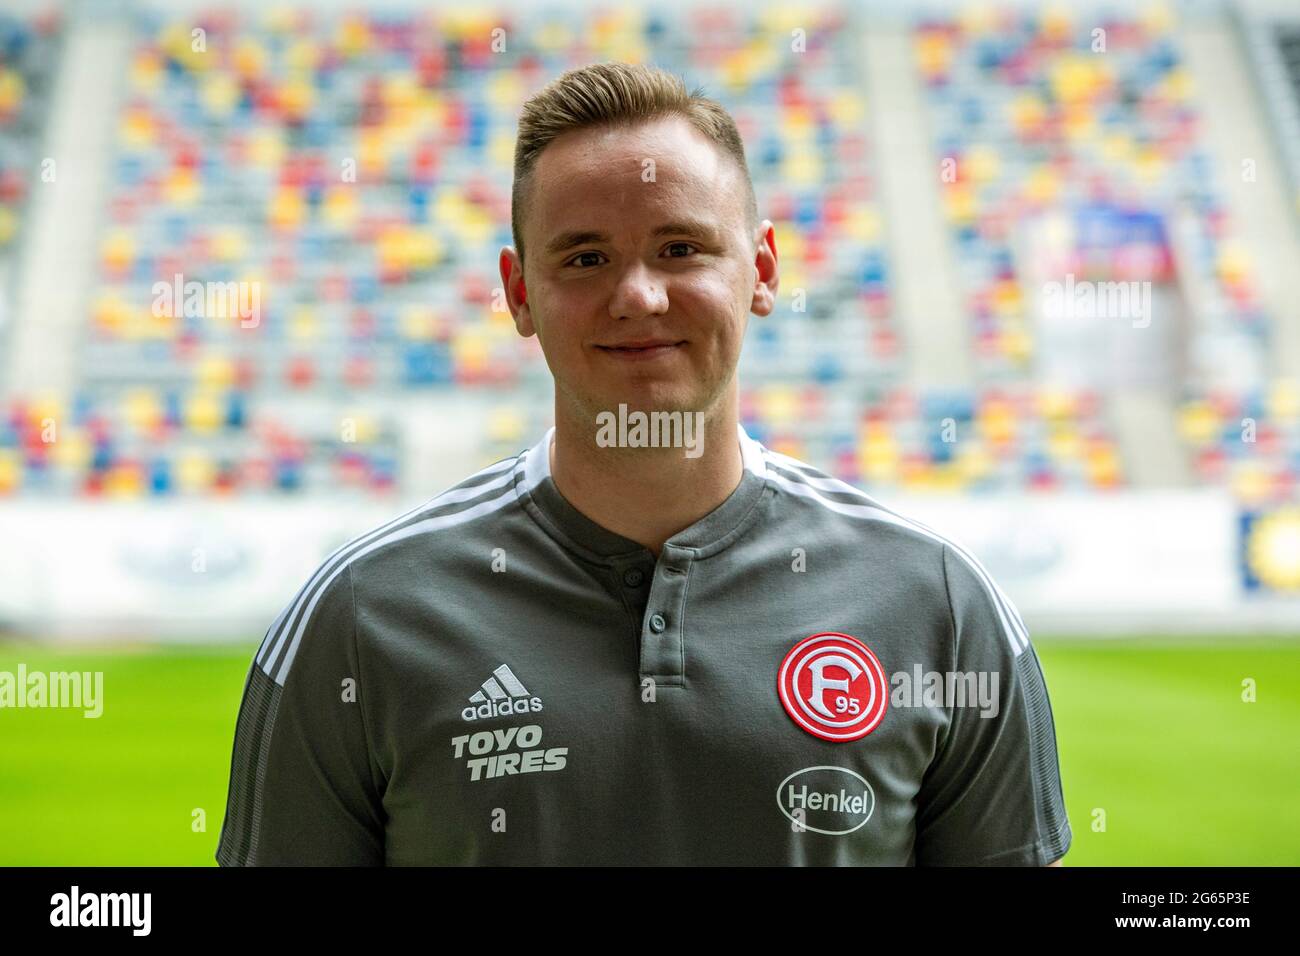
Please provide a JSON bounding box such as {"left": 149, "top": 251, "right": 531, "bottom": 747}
{"left": 778, "top": 633, "right": 888, "bottom": 741}
{"left": 777, "top": 766, "right": 876, "bottom": 835}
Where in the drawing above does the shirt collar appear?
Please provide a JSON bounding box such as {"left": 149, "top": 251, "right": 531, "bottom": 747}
{"left": 514, "top": 422, "right": 770, "bottom": 562}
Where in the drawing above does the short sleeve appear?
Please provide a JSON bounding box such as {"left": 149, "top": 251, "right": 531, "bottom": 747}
{"left": 216, "top": 562, "right": 386, "bottom": 865}
{"left": 914, "top": 544, "right": 1072, "bottom": 866}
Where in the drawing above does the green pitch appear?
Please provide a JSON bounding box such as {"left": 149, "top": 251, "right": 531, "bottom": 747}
{"left": 0, "top": 638, "right": 1296, "bottom": 865}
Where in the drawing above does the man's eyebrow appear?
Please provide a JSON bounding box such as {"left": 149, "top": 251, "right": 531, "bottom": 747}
{"left": 652, "top": 220, "right": 725, "bottom": 243}
{"left": 543, "top": 220, "right": 724, "bottom": 256}
{"left": 545, "top": 230, "right": 608, "bottom": 256}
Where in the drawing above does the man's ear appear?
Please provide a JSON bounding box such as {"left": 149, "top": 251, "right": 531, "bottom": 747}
{"left": 499, "top": 247, "right": 536, "bottom": 337}
{"left": 750, "top": 219, "right": 779, "bottom": 317}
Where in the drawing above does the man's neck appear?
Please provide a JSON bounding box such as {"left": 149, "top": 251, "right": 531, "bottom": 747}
{"left": 549, "top": 403, "right": 744, "bottom": 557}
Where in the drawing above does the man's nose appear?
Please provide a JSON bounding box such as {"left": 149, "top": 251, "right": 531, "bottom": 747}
{"left": 609, "top": 260, "right": 669, "bottom": 320}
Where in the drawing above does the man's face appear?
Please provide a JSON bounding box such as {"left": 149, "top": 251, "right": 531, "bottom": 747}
{"left": 500, "top": 115, "right": 777, "bottom": 427}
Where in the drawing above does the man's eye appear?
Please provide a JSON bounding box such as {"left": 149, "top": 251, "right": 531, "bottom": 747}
{"left": 567, "top": 252, "right": 604, "bottom": 268}
{"left": 664, "top": 242, "right": 697, "bottom": 258}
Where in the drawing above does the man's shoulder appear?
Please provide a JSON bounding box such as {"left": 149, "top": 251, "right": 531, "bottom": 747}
{"left": 757, "top": 445, "right": 952, "bottom": 561}
{"left": 756, "top": 444, "right": 1029, "bottom": 655}
{"left": 340, "top": 453, "right": 528, "bottom": 577}
{"left": 254, "top": 454, "right": 530, "bottom": 686}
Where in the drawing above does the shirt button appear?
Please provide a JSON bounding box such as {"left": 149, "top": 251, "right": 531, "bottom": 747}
{"left": 648, "top": 613, "right": 667, "bottom": 633}
{"left": 623, "top": 567, "right": 644, "bottom": 588}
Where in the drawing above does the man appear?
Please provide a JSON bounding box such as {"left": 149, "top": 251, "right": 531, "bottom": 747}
{"left": 217, "top": 62, "right": 1071, "bottom": 866}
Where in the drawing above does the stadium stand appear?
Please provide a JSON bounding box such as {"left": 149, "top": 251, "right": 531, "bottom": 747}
{"left": 1241, "top": 6, "right": 1300, "bottom": 221}
{"left": 741, "top": 382, "right": 1124, "bottom": 492}
{"left": 3, "top": 3, "right": 1299, "bottom": 502}
{"left": 0, "top": 9, "right": 61, "bottom": 340}
{"left": 0, "top": 391, "right": 398, "bottom": 495}
{"left": 913, "top": 5, "right": 1269, "bottom": 385}
{"left": 1178, "top": 377, "right": 1300, "bottom": 505}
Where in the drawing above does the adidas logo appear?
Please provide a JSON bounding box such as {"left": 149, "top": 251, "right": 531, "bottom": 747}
{"left": 461, "top": 664, "right": 544, "bottom": 722}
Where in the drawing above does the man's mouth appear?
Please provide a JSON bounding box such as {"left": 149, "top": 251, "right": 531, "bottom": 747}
{"left": 595, "top": 339, "right": 686, "bottom": 359}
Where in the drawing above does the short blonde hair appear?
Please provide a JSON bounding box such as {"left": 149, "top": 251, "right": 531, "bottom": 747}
{"left": 511, "top": 61, "right": 758, "bottom": 265}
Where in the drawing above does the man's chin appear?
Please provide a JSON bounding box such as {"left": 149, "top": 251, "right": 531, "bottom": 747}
{"left": 559, "top": 374, "right": 726, "bottom": 426}
{"left": 586, "top": 393, "right": 707, "bottom": 419}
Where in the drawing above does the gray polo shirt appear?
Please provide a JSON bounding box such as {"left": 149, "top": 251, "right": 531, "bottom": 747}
{"left": 217, "top": 423, "right": 1071, "bottom": 865}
